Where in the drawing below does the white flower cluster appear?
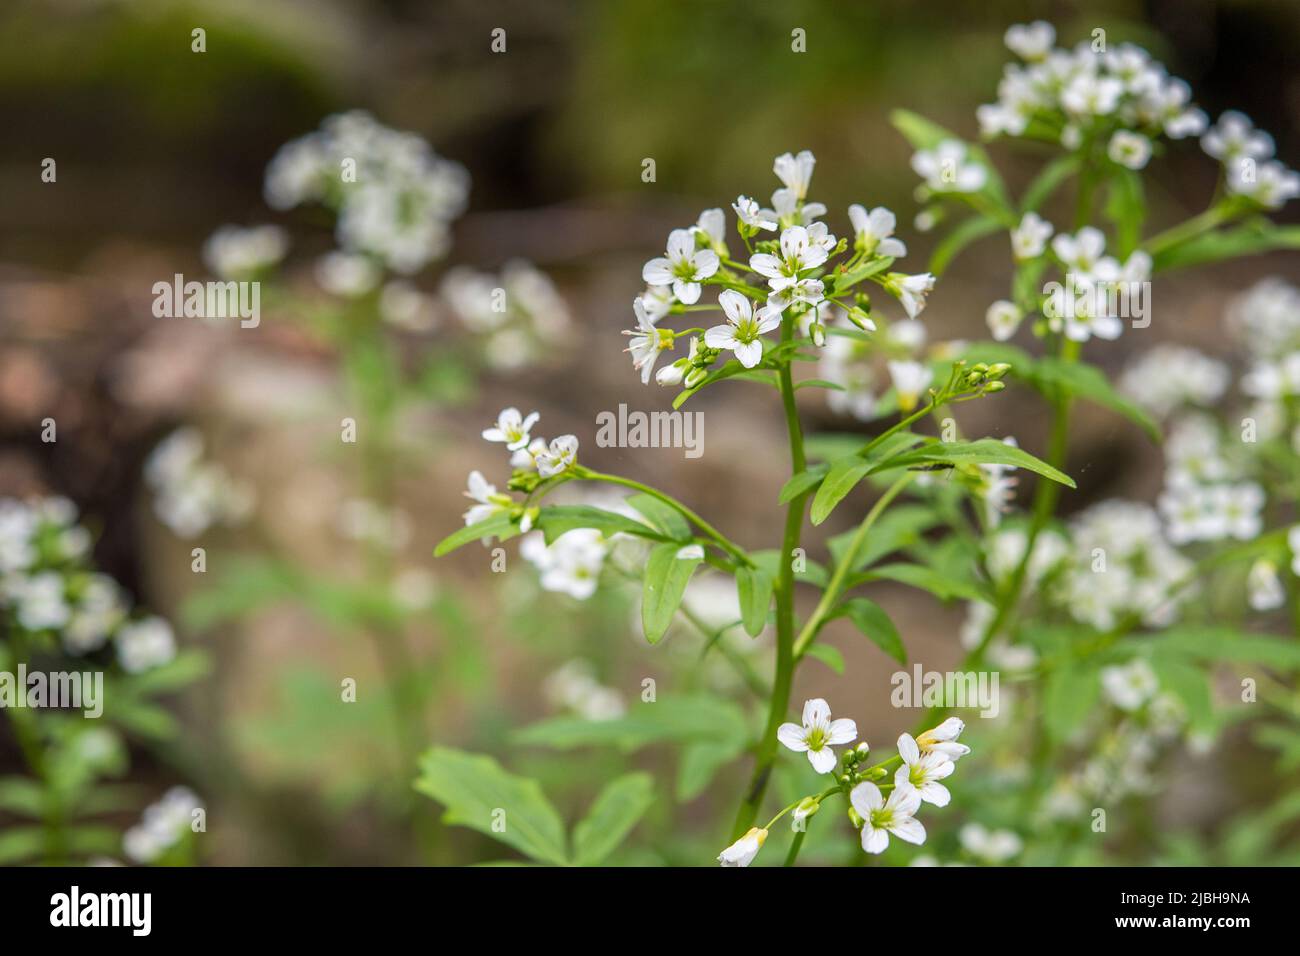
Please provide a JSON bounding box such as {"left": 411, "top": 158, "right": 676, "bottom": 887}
{"left": 1042, "top": 660, "right": 1188, "bottom": 817}
{"left": 1119, "top": 344, "right": 1230, "bottom": 418}
{"left": 123, "top": 787, "right": 204, "bottom": 864}
{"left": 818, "top": 313, "right": 956, "bottom": 421}
{"left": 0, "top": 496, "right": 177, "bottom": 671}
{"left": 720, "top": 705, "right": 971, "bottom": 865}
{"left": 542, "top": 660, "right": 625, "bottom": 721}
{"left": 201, "top": 224, "right": 289, "bottom": 280}
{"left": 629, "top": 150, "right": 934, "bottom": 387}
{"left": 145, "top": 428, "right": 253, "bottom": 539}
{"left": 441, "top": 259, "right": 572, "bottom": 369}
{"left": 264, "top": 110, "right": 469, "bottom": 273}
{"left": 1202, "top": 111, "right": 1300, "bottom": 210}
{"left": 978, "top": 22, "right": 1207, "bottom": 157}
{"left": 1061, "top": 501, "right": 1192, "bottom": 630}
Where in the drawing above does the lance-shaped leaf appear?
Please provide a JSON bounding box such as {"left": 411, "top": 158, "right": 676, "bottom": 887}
{"left": 571, "top": 772, "right": 655, "bottom": 866}
{"left": 836, "top": 597, "right": 906, "bottom": 664}
{"left": 1028, "top": 357, "right": 1159, "bottom": 442}
{"left": 734, "top": 564, "right": 774, "bottom": 637}
{"left": 626, "top": 494, "right": 691, "bottom": 541}
{"left": 868, "top": 439, "right": 1076, "bottom": 488}
{"left": 536, "top": 505, "right": 664, "bottom": 545}
{"left": 434, "top": 511, "right": 518, "bottom": 557}
{"left": 641, "top": 542, "right": 704, "bottom": 643}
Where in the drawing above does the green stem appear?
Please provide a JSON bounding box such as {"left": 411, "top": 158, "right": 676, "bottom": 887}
{"left": 783, "top": 830, "right": 807, "bottom": 866}
{"left": 792, "top": 471, "right": 916, "bottom": 659}
{"left": 1144, "top": 203, "right": 1234, "bottom": 257}
{"left": 730, "top": 316, "right": 808, "bottom": 840}
{"left": 577, "top": 469, "right": 752, "bottom": 566}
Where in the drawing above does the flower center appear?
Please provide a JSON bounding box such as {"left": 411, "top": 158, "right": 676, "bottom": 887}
{"left": 806, "top": 726, "right": 826, "bottom": 751}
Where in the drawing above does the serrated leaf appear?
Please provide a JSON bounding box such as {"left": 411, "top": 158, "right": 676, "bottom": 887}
{"left": 434, "top": 511, "right": 517, "bottom": 557}
{"left": 837, "top": 598, "right": 906, "bottom": 664}
{"left": 870, "top": 439, "right": 1076, "bottom": 488}
{"left": 735, "top": 564, "right": 774, "bottom": 637}
{"left": 641, "top": 542, "right": 704, "bottom": 643}
{"left": 415, "top": 747, "right": 568, "bottom": 865}
{"left": 626, "top": 494, "right": 691, "bottom": 541}
{"left": 572, "top": 772, "right": 655, "bottom": 865}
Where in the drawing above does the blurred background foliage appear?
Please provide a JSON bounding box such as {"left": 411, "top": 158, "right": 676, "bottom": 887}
{"left": 1, "top": 0, "right": 1298, "bottom": 864}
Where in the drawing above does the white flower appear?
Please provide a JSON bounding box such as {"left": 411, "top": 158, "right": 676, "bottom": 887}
{"left": 985, "top": 300, "right": 1023, "bottom": 341}
{"left": 482, "top": 407, "right": 539, "bottom": 451}
{"left": 542, "top": 659, "right": 624, "bottom": 719}
{"left": 1247, "top": 559, "right": 1285, "bottom": 612}
{"left": 1290, "top": 525, "right": 1300, "bottom": 577}
{"left": 911, "top": 140, "right": 987, "bottom": 193}
{"left": 704, "top": 290, "right": 780, "bottom": 369}
{"left": 750, "top": 225, "right": 829, "bottom": 314}
{"left": 773, "top": 150, "right": 817, "bottom": 201}
{"left": 977, "top": 102, "right": 1029, "bottom": 138}
{"left": 202, "top": 224, "right": 288, "bottom": 279}
{"left": 622, "top": 298, "right": 670, "bottom": 384}
{"left": 1061, "top": 73, "right": 1123, "bottom": 116}
{"left": 1227, "top": 159, "right": 1300, "bottom": 210}
{"left": 1051, "top": 226, "right": 1110, "bottom": 277}
{"left": 1101, "top": 659, "right": 1158, "bottom": 712}
{"left": 718, "top": 827, "right": 767, "bottom": 867}
{"left": 1207, "top": 483, "right": 1266, "bottom": 540}
{"left": 895, "top": 733, "right": 956, "bottom": 807}
{"left": 848, "top": 205, "right": 906, "bottom": 258}
{"left": 777, "top": 697, "right": 858, "bottom": 774}
{"left": 1004, "top": 21, "right": 1055, "bottom": 61}
{"left": 315, "top": 251, "right": 380, "bottom": 297}
{"left": 535, "top": 435, "right": 579, "bottom": 478}
{"left": 116, "top": 617, "right": 177, "bottom": 674}
{"left": 637, "top": 284, "right": 675, "bottom": 322}
{"left": 379, "top": 281, "right": 437, "bottom": 332}
{"left": 959, "top": 823, "right": 1023, "bottom": 863}
{"left": 462, "top": 470, "right": 508, "bottom": 526}
{"left": 887, "top": 360, "right": 933, "bottom": 413}
{"left": 1011, "top": 212, "right": 1054, "bottom": 261}
{"left": 732, "top": 195, "right": 777, "bottom": 232}
{"left": 1108, "top": 131, "right": 1152, "bottom": 170}
{"left": 915, "top": 717, "right": 971, "bottom": 761}
{"left": 521, "top": 529, "right": 607, "bottom": 600}
{"left": 883, "top": 272, "right": 936, "bottom": 319}
{"left": 1119, "top": 345, "right": 1230, "bottom": 417}
{"left": 851, "top": 782, "right": 926, "bottom": 854}
{"left": 1202, "top": 111, "right": 1274, "bottom": 163}
{"left": 641, "top": 228, "right": 719, "bottom": 305}
{"left": 694, "top": 207, "right": 728, "bottom": 252}
{"left": 12, "top": 571, "right": 70, "bottom": 631}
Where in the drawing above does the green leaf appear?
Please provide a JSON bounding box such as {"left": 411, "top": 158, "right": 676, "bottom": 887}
{"left": 415, "top": 747, "right": 568, "bottom": 865}
{"left": 0, "top": 777, "right": 45, "bottom": 818}
{"left": 828, "top": 504, "right": 938, "bottom": 573}
{"left": 779, "top": 463, "right": 829, "bottom": 505}
{"left": 855, "top": 562, "right": 991, "bottom": 604}
{"left": 677, "top": 741, "right": 741, "bottom": 802}
{"left": 836, "top": 598, "right": 906, "bottom": 664}
{"left": 514, "top": 695, "right": 750, "bottom": 751}
{"left": 672, "top": 358, "right": 772, "bottom": 408}
{"left": 810, "top": 455, "right": 874, "bottom": 526}
{"left": 536, "top": 505, "right": 661, "bottom": 545}
{"left": 1105, "top": 169, "right": 1145, "bottom": 258}
{"left": 1142, "top": 628, "right": 1300, "bottom": 670}
{"left": 1044, "top": 663, "right": 1100, "bottom": 743}
{"left": 805, "top": 642, "right": 846, "bottom": 674}
{"left": 434, "top": 511, "right": 517, "bottom": 557}
{"left": 0, "top": 826, "right": 44, "bottom": 865}
{"left": 929, "top": 215, "right": 1001, "bottom": 274}
{"left": 124, "top": 649, "right": 212, "bottom": 697}
{"left": 1150, "top": 654, "right": 1214, "bottom": 734}
{"left": 870, "top": 439, "right": 1076, "bottom": 488}
{"left": 626, "top": 494, "right": 691, "bottom": 541}
{"left": 1151, "top": 221, "right": 1300, "bottom": 273}
{"left": 641, "top": 542, "right": 704, "bottom": 643}
{"left": 735, "top": 565, "right": 774, "bottom": 637}
{"left": 571, "top": 772, "right": 655, "bottom": 865}
{"left": 1022, "top": 154, "right": 1081, "bottom": 212}
{"left": 1029, "top": 357, "right": 1159, "bottom": 442}
{"left": 793, "top": 378, "right": 847, "bottom": 392}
